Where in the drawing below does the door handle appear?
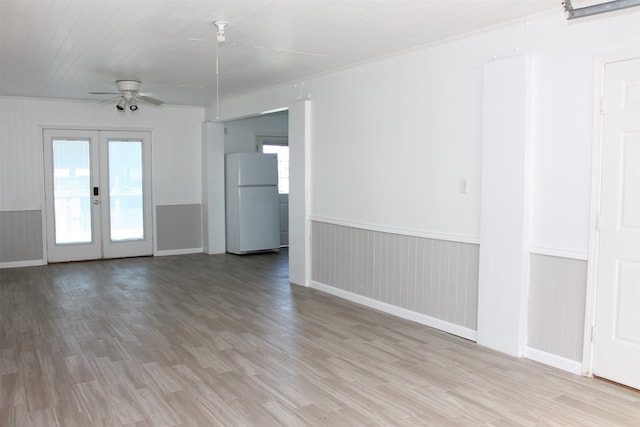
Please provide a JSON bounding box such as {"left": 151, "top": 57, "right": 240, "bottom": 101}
{"left": 93, "top": 199, "right": 99, "bottom": 205}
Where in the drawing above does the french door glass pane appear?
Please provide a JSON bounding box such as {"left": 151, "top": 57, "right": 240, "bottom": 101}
{"left": 52, "top": 139, "right": 92, "bottom": 244}
{"left": 109, "top": 140, "right": 144, "bottom": 241}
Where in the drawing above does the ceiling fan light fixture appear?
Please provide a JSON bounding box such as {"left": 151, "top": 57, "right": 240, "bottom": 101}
{"left": 116, "top": 98, "right": 126, "bottom": 111}
{"left": 116, "top": 80, "right": 141, "bottom": 92}
{"left": 129, "top": 99, "right": 138, "bottom": 111}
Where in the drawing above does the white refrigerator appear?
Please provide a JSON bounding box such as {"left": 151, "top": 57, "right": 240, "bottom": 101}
{"left": 225, "top": 152, "right": 281, "bottom": 254}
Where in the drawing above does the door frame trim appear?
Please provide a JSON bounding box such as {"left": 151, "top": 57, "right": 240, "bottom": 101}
{"left": 582, "top": 47, "right": 640, "bottom": 377}
{"left": 99, "top": 130, "right": 154, "bottom": 258}
{"left": 40, "top": 125, "right": 155, "bottom": 263}
{"left": 42, "top": 129, "right": 103, "bottom": 262}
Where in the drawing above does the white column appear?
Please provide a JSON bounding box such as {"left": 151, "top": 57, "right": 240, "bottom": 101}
{"left": 477, "top": 56, "right": 532, "bottom": 356}
{"left": 201, "top": 121, "right": 226, "bottom": 254}
{"left": 288, "top": 100, "right": 311, "bottom": 286}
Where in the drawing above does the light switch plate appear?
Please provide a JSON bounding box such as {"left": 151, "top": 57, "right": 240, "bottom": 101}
{"left": 460, "top": 178, "right": 468, "bottom": 194}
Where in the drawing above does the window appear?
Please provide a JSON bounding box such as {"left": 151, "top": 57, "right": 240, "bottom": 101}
{"left": 262, "top": 143, "right": 289, "bottom": 194}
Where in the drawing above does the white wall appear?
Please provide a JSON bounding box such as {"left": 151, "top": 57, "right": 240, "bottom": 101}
{"left": 223, "top": 112, "right": 289, "bottom": 154}
{"left": 208, "top": 10, "right": 640, "bottom": 365}
{"left": 530, "top": 51, "right": 598, "bottom": 259}
{"left": 0, "top": 96, "right": 205, "bottom": 262}
{"left": 214, "top": 10, "right": 640, "bottom": 257}
{"left": 308, "top": 58, "right": 482, "bottom": 241}
{"left": 202, "top": 122, "right": 226, "bottom": 255}
{"left": 288, "top": 101, "right": 311, "bottom": 286}
{"left": 0, "top": 97, "right": 204, "bottom": 209}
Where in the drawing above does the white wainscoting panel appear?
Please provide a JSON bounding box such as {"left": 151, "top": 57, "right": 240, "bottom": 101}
{"left": 311, "top": 220, "right": 479, "bottom": 334}
{"left": 527, "top": 253, "right": 587, "bottom": 363}
{"left": 0, "top": 209, "right": 43, "bottom": 266}
{"left": 155, "top": 204, "right": 202, "bottom": 254}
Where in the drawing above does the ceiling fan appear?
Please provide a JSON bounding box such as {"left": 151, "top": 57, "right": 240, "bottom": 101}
{"left": 89, "top": 80, "right": 164, "bottom": 111}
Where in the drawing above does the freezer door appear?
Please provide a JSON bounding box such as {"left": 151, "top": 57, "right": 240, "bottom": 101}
{"left": 234, "top": 152, "right": 278, "bottom": 187}
{"left": 237, "top": 186, "right": 280, "bottom": 252}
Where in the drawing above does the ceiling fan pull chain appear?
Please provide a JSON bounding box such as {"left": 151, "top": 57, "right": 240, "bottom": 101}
{"left": 213, "top": 20, "right": 228, "bottom": 121}
{"left": 216, "top": 36, "right": 220, "bottom": 120}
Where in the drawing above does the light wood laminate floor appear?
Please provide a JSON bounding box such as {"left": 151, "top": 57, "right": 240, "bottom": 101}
{"left": 1, "top": 250, "right": 638, "bottom": 426}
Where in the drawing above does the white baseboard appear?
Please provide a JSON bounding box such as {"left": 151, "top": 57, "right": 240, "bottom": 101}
{"left": 524, "top": 346, "right": 583, "bottom": 375}
{"left": 154, "top": 248, "right": 203, "bottom": 257}
{"left": 309, "top": 280, "right": 477, "bottom": 341}
{"left": 203, "top": 248, "right": 226, "bottom": 255}
{"left": 0, "top": 259, "right": 46, "bottom": 269}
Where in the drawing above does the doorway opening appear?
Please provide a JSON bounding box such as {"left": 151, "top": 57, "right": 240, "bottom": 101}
{"left": 259, "top": 136, "right": 289, "bottom": 247}
{"left": 584, "top": 53, "right": 640, "bottom": 390}
{"left": 215, "top": 101, "right": 310, "bottom": 286}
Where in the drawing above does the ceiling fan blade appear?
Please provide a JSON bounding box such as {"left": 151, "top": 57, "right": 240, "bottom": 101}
{"left": 138, "top": 95, "right": 164, "bottom": 106}
{"left": 89, "top": 91, "right": 119, "bottom": 95}
{"left": 253, "top": 45, "right": 327, "bottom": 57}
{"left": 99, "top": 96, "right": 121, "bottom": 104}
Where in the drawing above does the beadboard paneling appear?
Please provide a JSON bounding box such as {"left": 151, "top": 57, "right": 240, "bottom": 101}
{"left": 156, "top": 204, "right": 202, "bottom": 252}
{"left": 311, "top": 220, "right": 478, "bottom": 331}
{"left": 528, "top": 254, "right": 587, "bottom": 362}
{"left": 0, "top": 97, "right": 204, "bottom": 211}
{"left": 0, "top": 210, "right": 43, "bottom": 262}
{"left": 0, "top": 101, "right": 44, "bottom": 210}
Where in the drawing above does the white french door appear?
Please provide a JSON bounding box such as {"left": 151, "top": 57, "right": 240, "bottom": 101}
{"left": 591, "top": 57, "right": 640, "bottom": 390}
{"left": 43, "top": 129, "right": 153, "bottom": 262}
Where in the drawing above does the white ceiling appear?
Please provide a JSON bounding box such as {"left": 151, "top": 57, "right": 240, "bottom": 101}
{"left": 0, "top": 0, "right": 563, "bottom": 106}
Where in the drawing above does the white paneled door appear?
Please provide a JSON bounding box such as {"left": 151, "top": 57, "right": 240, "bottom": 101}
{"left": 43, "top": 130, "right": 153, "bottom": 262}
{"left": 593, "top": 57, "right": 640, "bottom": 390}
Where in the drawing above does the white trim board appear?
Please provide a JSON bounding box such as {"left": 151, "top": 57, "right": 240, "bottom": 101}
{"left": 39, "top": 124, "right": 155, "bottom": 133}
{"left": 524, "top": 346, "right": 583, "bottom": 376}
{"left": 310, "top": 216, "right": 480, "bottom": 245}
{"left": 0, "top": 208, "right": 42, "bottom": 212}
{"left": 0, "top": 259, "right": 46, "bottom": 269}
{"left": 154, "top": 201, "right": 202, "bottom": 206}
{"left": 154, "top": 248, "right": 203, "bottom": 257}
{"left": 529, "top": 247, "right": 588, "bottom": 261}
{"left": 310, "top": 280, "right": 477, "bottom": 342}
